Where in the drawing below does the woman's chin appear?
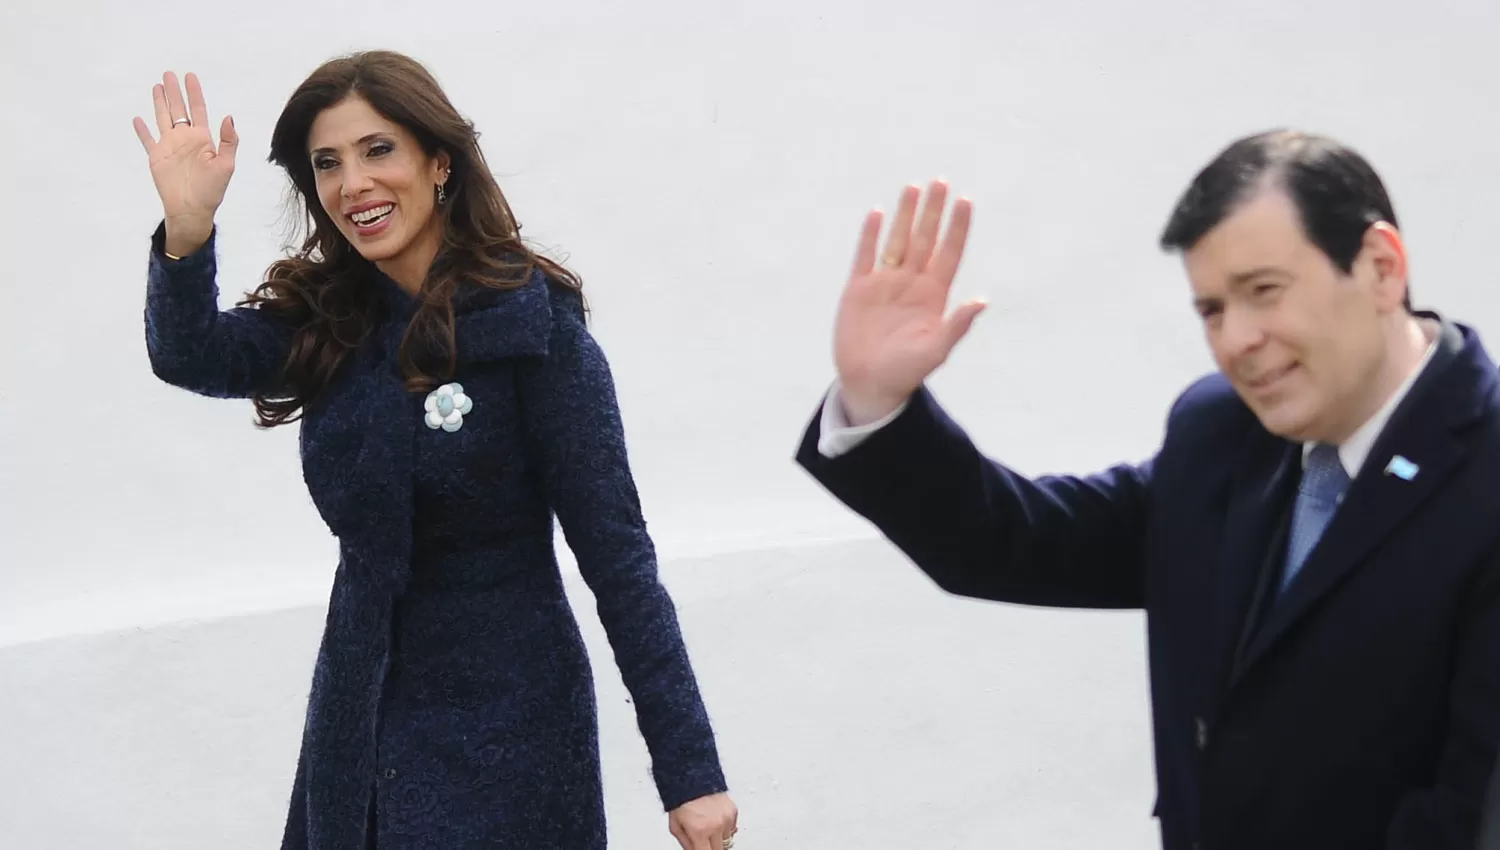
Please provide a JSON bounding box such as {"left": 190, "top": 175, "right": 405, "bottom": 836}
{"left": 346, "top": 237, "right": 402, "bottom": 263}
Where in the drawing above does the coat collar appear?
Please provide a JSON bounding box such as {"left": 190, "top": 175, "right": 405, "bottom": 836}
{"left": 1220, "top": 313, "right": 1497, "bottom": 690}
{"left": 373, "top": 264, "right": 553, "bottom": 364}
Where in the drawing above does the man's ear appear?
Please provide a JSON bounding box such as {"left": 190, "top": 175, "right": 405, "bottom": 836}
{"left": 1364, "top": 221, "right": 1409, "bottom": 311}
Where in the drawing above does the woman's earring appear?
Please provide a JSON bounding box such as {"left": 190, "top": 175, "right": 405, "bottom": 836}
{"left": 436, "top": 182, "right": 447, "bottom": 204}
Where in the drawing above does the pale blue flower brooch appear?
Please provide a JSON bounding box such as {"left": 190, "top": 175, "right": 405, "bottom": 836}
{"left": 424, "top": 382, "right": 473, "bottom": 432}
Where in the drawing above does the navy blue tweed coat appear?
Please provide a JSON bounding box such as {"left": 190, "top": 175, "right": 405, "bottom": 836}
{"left": 142, "top": 224, "right": 728, "bottom": 848}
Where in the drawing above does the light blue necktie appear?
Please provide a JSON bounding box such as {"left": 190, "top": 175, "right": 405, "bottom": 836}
{"left": 1281, "top": 443, "right": 1350, "bottom": 592}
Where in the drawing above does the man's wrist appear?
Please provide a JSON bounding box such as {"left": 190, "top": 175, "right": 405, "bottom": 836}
{"left": 840, "top": 389, "right": 908, "bottom": 428}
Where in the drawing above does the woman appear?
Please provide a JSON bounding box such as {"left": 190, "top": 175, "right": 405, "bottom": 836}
{"left": 132, "top": 52, "right": 738, "bottom": 850}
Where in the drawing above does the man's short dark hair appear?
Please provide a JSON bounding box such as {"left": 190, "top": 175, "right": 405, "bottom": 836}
{"left": 1159, "top": 130, "right": 1403, "bottom": 291}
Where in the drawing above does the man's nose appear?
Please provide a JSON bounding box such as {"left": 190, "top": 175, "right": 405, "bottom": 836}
{"left": 1220, "top": 305, "right": 1267, "bottom": 358}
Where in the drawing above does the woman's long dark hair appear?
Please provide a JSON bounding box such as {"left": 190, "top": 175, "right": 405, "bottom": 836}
{"left": 240, "top": 49, "right": 583, "bottom": 428}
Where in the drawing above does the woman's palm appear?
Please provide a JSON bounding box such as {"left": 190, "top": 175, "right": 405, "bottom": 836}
{"left": 132, "top": 71, "right": 239, "bottom": 227}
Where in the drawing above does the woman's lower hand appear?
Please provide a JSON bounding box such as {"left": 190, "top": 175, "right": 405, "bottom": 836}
{"left": 668, "top": 791, "right": 738, "bottom": 850}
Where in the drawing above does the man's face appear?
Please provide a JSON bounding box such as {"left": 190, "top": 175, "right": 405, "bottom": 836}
{"left": 1184, "top": 186, "right": 1404, "bottom": 444}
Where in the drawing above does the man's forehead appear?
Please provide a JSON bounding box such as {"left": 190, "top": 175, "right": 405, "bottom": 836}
{"left": 1189, "top": 194, "right": 1310, "bottom": 269}
{"left": 1211, "top": 188, "right": 1308, "bottom": 242}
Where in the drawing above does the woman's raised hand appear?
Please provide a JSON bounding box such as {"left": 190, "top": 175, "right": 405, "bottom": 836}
{"left": 132, "top": 71, "right": 239, "bottom": 257}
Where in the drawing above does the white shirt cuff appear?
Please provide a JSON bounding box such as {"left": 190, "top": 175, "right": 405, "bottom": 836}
{"left": 816, "top": 382, "right": 909, "bottom": 458}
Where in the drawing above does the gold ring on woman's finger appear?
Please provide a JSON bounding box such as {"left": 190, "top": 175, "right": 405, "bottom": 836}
{"left": 880, "top": 253, "right": 902, "bottom": 268}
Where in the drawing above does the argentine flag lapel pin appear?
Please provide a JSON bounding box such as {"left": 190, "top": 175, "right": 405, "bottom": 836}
{"left": 1384, "top": 454, "right": 1420, "bottom": 481}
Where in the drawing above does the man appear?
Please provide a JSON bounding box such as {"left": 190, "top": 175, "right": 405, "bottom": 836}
{"left": 794, "top": 130, "right": 1500, "bottom": 850}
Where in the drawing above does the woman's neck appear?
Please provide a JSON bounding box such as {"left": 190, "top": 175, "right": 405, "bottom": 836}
{"left": 376, "top": 227, "right": 443, "bottom": 296}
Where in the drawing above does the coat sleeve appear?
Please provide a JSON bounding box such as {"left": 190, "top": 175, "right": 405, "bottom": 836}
{"left": 143, "top": 222, "right": 296, "bottom": 399}
{"left": 1385, "top": 548, "right": 1500, "bottom": 849}
{"left": 794, "top": 385, "right": 1154, "bottom": 609}
{"left": 515, "top": 287, "right": 728, "bottom": 812}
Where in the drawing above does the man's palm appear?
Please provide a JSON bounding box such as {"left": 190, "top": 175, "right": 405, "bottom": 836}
{"left": 833, "top": 180, "right": 986, "bottom": 424}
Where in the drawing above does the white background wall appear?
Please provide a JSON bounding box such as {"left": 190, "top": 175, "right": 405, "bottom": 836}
{"left": 2, "top": 0, "right": 1498, "bottom": 847}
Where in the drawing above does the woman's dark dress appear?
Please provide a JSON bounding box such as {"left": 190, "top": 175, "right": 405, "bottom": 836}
{"left": 142, "top": 225, "right": 728, "bottom": 848}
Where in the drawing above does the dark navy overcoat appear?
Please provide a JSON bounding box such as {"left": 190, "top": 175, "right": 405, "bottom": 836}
{"left": 143, "top": 224, "right": 728, "bottom": 848}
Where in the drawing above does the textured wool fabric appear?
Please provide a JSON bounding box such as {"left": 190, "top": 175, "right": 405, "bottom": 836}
{"left": 143, "top": 224, "right": 728, "bottom": 849}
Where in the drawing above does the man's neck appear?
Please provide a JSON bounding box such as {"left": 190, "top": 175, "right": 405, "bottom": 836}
{"left": 1328, "top": 315, "right": 1434, "bottom": 448}
{"left": 1383, "top": 314, "right": 1437, "bottom": 409}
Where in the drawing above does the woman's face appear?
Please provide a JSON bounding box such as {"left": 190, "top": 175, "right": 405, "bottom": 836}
{"left": 306, "top": 95, "right": 449, "bottom": 271}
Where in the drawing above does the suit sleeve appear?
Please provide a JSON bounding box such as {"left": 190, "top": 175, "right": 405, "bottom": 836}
{"left": 1385, "top": 549, "right": 1500, "bottom": 849}
{"left": 515, "top": 288, "right": 727, "bottom": 812}
{"left": 795, "top": 385, "right": 1154, "bottom": 609}
{"left": 143, "top": 222, "right": 296, "bottom": 399}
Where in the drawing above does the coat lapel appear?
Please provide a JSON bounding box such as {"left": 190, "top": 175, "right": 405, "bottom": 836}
{"left": 1207, "top": 435, "right": 1299, "bottom": 702}
{"left": 1234, "top": 318, "right": 1481, "bottom": 675}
